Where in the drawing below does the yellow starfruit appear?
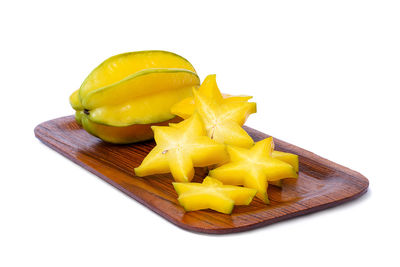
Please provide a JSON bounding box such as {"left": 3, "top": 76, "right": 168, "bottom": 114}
{"left": 176, "top": 75, "right": 256, "bottom": 148}
{"left": 69, "top": 50, "right": 200, "bottom": 144}
{"left": 209, "top": 137, "right": 298, "bottom": 203}
{"left": 134, "top": 113, "right": 228, "bottom": 182}
{"left": 171, "top": 74, "right": 253, "bottom": 121}
{"left": 173, "top": 176, "right": 257, "bottom": 214}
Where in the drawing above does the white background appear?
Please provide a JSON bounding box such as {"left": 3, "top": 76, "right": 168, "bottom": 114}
{"left": 1, "top": 1, "right": 399, "bottom": 266}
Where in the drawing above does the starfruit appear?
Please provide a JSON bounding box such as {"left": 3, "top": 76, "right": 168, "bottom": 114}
{"left": 171, "top": 74, "right": 254, "bottom": 121}
{"left": 69, "top": 50, "right": 200, "bottom": 144}
{"left": 209, "top": 137, "right": 298, "bottom": 203}
{"left": 134, "top": 113, "right": 228, "bottom": 182}
{"left": 172, "top": 75, "right": 256, "bottom": 148}
{"left": 173, "top": 176, "right": 257, "bottom": 214}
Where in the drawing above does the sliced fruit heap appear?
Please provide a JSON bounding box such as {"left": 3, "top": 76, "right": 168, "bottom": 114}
{"left": 69, "top": 50, "right": 298, "bottom": 213}
{"left": 135, "top": 74, "right": 299, "bottom": 213}
{"left": 69, "top": 50, "right": 200, "bottom": 144}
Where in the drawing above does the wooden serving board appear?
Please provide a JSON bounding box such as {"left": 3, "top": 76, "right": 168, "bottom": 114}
{"left": 35, "top": 116, "right": 369, "bottom": 234}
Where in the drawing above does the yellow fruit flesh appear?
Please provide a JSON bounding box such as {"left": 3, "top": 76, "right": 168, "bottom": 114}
{"left": 209, "top": 137, "right": 298, "bottom": 203}
{"left": 190, "top": 75, "right": 256, "bottom": 148}
{"left": 272, "top": 150, "right": 299, "bottom": 173}
{"left": 171, "top": 93, "right": 252, "bottom": 120}
{"left": 178, "top": 193, "right": 235, "bottom": 214}
{"left": 269, "top": 151, "right": 299, "bottom": 187}
{"left": 173, "top": 177, "right": 257, "bottom": 214}
{"left": 134, "top": 113, "right": 228, "bottom": 182}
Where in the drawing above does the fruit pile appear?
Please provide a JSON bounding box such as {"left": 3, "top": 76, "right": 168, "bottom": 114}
{"left": 70, "top": 51, "right": 298, "bottom": 214}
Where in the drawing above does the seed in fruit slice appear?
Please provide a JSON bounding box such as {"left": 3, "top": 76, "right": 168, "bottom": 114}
{"left": 209, "top": 137, "right": 298, "bottom": 203}
{"left": 134, "top": 113, "right": 228, "bottom": 182}
{"left": 173, "top": 176, "right": 257, "bottom": 214}
{"left": 182, "top": 74, "right": 256, "bottom": 148}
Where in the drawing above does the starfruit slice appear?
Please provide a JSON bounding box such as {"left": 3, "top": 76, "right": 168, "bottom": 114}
{"left": 209, "top": 137, "right": 298, "bottom": 203}
{"left": 173, "top": 176, "right": 257, "bottom": 214}
{"left": 171, "top": 74, "right": 253, "bottom": 121}
{"left": 179, "top": 75, "right": 256, "bottom": 148}
{"left": 134, "top": 113, "right": 228, "bottom": 182}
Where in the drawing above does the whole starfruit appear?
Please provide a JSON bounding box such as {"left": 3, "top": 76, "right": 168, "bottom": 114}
{"left": 69, "top": 50, "right": 200, "bottom": 144}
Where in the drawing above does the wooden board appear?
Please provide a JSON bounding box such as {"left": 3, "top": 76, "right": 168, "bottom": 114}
{"left": 34, "top": 116, "right": 369, "bottom": 234}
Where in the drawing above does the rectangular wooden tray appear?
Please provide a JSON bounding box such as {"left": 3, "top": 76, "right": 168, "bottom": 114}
{"left": 34, "top": 116, "right": 369, "bottom": 234}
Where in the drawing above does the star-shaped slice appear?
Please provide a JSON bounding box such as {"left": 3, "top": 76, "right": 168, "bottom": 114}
{"left": 175, "top": 74, "right": 256, "bottom": 148}
{"left": 134, "top": 113, "right": 228, "bottom": 182}
{"left": 171, "top": 74, "right": 254, "bottom": 123}
{"left": 173, "top": 176, "right": 257, "bottom": 214}
{"left": 209, "top": 137, "right": 298, "bottom": 203}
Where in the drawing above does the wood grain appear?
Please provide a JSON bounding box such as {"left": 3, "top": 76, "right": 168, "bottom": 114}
{"left": 34, "top": 116, "right": 369, "bottom": 234}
